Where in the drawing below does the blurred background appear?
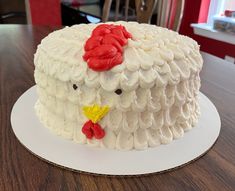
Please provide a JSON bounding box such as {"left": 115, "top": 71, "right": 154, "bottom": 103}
{"left": 0, "top": 0, "right": 234, "bottom": 62}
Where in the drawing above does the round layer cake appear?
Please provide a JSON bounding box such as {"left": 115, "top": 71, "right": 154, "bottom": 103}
{"left": 34, "top": 21, "right": 203, "bottom": 150}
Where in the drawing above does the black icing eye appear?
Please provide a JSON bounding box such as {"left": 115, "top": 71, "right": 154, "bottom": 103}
{"left": 115, "top": 89, "right": 122, "bottom": 95}
{"left": 73, "top": 84, "right": 78, "bottom": 90}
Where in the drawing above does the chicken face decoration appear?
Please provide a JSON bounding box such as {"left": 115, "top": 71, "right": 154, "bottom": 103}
{"left": 81, "top": 24, "right": 132, "bottom": 140}
{"left": 34, "top": 22, "right": 202, "bottom": 150}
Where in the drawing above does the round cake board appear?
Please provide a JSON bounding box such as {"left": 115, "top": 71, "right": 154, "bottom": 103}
{"left": 11, "top": 86, "right": 221, "bottom": 176}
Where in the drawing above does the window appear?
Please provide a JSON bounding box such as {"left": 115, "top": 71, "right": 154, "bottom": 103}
{"left": 207, "top": 0, "right": 235, "bottom": 26}
{"left": 191, "top": 0, "right": 235, "bottom": 45}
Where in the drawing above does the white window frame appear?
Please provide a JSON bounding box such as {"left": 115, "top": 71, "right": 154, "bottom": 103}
{"left": 207, "top": 0, "right": 225, "bottom": 25}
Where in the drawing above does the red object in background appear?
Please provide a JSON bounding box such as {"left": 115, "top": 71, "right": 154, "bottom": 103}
{"left": 180, "top": 0, "right": 235, "bottom": 59}
{"left": 224, "top": 10, "right": 235, "bottom": 17}
{"left": 71, "top": 0, "right": 81, "bottom": 7}
{"left": 198, "top": 0, "right": 210, "bottom": 23}
{"left": 157, "top": 0, "right": 180, "bottom": 30}
{"left": 28, "top": 0, "right": 61, "bottom": 26}
{"left": 168, "top": 0, "right": 177, "bottom": 29}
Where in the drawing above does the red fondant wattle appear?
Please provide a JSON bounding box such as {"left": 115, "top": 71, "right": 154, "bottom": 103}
{"left": 92, "top": 123, "right": 105, "bottom": 139}
{"left": 82, "top": 120, "right": 105, "bottom": 139}
{"left": 82, "top": 120, "right": 94, "bottom": 139}
{"left": 83, "top": 24, "right": 132, "bottom": 71}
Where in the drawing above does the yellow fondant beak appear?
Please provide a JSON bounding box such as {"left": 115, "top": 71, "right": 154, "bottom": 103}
{"left": 83, "top": 104, "right": 110, "bottom": 123}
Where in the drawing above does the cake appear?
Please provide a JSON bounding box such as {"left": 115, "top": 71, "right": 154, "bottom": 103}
{"left": 34, "top": 22, "right": 203, "bottom": 150}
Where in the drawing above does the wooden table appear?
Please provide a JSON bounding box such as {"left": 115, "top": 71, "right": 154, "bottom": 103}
{"left": 0, "top": 25, "right": 235, "bottom": 191}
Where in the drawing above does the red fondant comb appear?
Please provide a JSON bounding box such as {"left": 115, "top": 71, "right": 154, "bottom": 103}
{"left": 83, "top": 24, "right": 132, "bottom": 71}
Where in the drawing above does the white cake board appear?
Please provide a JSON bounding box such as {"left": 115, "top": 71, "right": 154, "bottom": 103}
{"left": 11, "top": 86, "right": 221, "bottom": 176}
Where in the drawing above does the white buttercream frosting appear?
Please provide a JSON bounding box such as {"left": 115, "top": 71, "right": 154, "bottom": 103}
{"left": 34, "top": 22, "right": 203, "bottom": 150}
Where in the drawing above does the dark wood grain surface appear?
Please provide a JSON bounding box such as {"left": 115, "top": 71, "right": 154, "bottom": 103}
{"left": 0, "top": 25, "right": 235, "bottom": 191}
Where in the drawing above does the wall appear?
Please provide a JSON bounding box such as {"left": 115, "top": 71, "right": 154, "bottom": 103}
{"left": 28, "top": 0, "right": 61, "bottom": 25}
{"left": 179, "top": 0, "right": 235, "bottom": 59}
